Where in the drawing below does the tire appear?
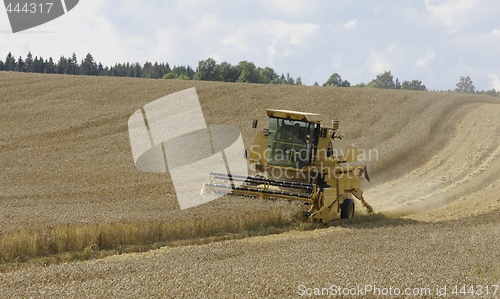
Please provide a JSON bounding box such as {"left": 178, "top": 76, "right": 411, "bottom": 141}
{"left": 340, "top": 198, "right": 355, "bottom": 219}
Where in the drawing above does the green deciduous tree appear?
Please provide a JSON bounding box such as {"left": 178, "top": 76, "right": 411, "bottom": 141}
{"left": 259, "top": 67, "right": 278, "bottom": 84}
{"left": 177, "top": 74, "right": 190, "bottom": 80}
{"left": 237, "top": 61, "right": 261, "bottom": 83}
{"left": 194, "top": 58, "right": 218, "bottom": 81}
{"left": 216, "top": 62, "right": 241, "bottom": 82}
{"left": 323, "top": 73, "right": 350, "bottom": 87}
{"left": 401, "top": 79, "right": 427, "bottom": 91}
{"left": 455, "top": 76, "right": 475, "bottom": 93}
{"left": 369, "top": 71, "right": 400, "bottom": 89}
{"left": 163, "top": 72, "right": 178, "bottom": 79}
{"left": 483, "top": 89, "right": 498, "bottom": 97}
{"left": 270, "top": 72, "right": 299, "bottom": 85}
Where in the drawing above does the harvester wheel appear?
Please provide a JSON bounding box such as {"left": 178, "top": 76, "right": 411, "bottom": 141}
{"left": 340, "top": 198, "right": 355, "bottom": 219}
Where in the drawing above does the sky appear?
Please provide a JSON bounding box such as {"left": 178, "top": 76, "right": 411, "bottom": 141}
{"left": 1, "top": 0, "right": 500, "bottom": 91}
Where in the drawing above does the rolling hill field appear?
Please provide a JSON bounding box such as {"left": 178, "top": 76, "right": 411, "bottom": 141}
{"left": 1, "top": 71, "right": 499, "bottom": 298}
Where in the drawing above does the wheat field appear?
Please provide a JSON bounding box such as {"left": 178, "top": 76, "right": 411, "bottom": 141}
{"left": 1, "top": 71, "right": 500, "bottom": 298}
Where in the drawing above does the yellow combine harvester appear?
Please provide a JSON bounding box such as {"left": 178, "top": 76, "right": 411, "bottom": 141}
{"left": 203, "top": 109, "right": 373, "bottom": 222}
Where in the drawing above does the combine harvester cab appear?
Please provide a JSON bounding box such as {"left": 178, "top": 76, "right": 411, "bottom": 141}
{"left": 203, "top": 109, "right": 373, "bottom": 222}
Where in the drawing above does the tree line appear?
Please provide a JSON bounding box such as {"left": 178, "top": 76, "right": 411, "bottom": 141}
{"left": 0, "top": 52, "right": 302, "bottom": 85}
{"left": 321, "top": 71, "right": 498, "bottom": 97}
{"left": 0, "top": 51, "right": 497, "bottom": 97}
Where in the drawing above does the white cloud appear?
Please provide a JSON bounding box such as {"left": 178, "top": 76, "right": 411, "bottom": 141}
{"left": 175, "top": 0, "right": 216, "bottom": 13}
{"left": 263, "top": 21, "right": 319, "bottom": 46}
{"left": 490, "top": 74, "right": 500, "bottom": 90}
{"left": 262, "top": 0, "right": 310, "bottom": 16}
{"left": 119, "top": 0, "right": 155, "bottom": 19}
{"left": 151, "top": 16, "right": 317, "bottom": 69}
{"left": 363, "top": 43, "right": 406, "bottom": 75}
{"left": 153, "top": 14, "right": 225, "bottom": 63}
{"left": 416, "top": 49, "right": 436, "bottom": 67}
{"left": 220, "top": 28, "right": 251, "bottom": 53}
{"left": 267, "top": 45, "right": 277, "bottom": 66}
{"left": 386, "top": 43, "right": 401, "bottom": 53}
{"left": 424, "top": 0, "right": 475, "bottom": 30}
{"left": 367, "top": 52, "right": 392, "bottom": 74}
{"left": 196, "top": 14, "right": 222, "bottom": 32}
{"left": 284, "top": 48, "right": 293, "bottom": 57}
{"left": 153, "top": 27, "right": 183, "bottom": 63}
{"left": 343, "top": 19, "right": 357, "bottom": 30}
{"left": 263, "top": 21, "right": 318, "bottom": 66}
{"left": 331, "top": 54, "right": 342, "bottom": 69}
